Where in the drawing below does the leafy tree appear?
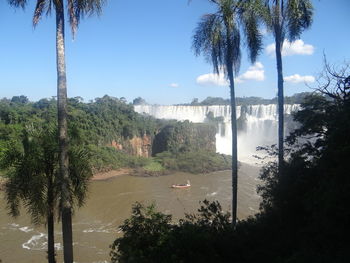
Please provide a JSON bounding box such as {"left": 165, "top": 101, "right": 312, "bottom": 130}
{"left": 110, "top": 202, "right": 173, "bottom": 263}
{"left": 192, "top": 0, "right": 263, "bottom": 224}
{"left": 133, "top": 97, "right": 147, "bottom": 105}
{"left": 257, "top": 63, "right": 350, "bottom": 262}
{"left": 110, "top": 200, "right": 232, "bottom": 263}
{"left": 11, "top": 95, "right": 29, "bottom": 104}
{"left": 190, "top": 98, "right": 199, "bottom": 105}
{"left": 261, "top": 0, "right": 313, "bottom": 169}
{"left": 1, "top": 125, "right": 92, "bottom": 263}
{"left": 7, "top": 1, "right": 106, "bottom": 261}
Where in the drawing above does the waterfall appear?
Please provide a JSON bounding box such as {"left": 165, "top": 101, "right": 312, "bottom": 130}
{"left": 134, "top": 104, "right": 299, "bottom": 163}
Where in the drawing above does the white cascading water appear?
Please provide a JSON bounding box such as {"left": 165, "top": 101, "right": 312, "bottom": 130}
{"left": 134, "top": 104, "right": 299, "bottom": 163}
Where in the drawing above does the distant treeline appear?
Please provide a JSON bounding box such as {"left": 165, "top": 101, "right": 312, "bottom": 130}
{"left": 132, "top": 92, "right": 312, "bottom": 106}
{"left": 186, "top": 92, "right": 311, "bottom": 106}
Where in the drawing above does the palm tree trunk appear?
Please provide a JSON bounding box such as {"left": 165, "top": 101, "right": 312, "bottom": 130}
{"left": 275, "top": 30, "right": 284, "bottom": 171}
{"left": 47, "top": 206, "right": 55, "bottom": 263}
{"left": 47, "top": 174, "right": 56, "bottom": 263}
{"left": 228, "top": 66, "right": 238, "bottom": 226}
{"left": 55, "top": 3, "right": 74, "bottom": 263}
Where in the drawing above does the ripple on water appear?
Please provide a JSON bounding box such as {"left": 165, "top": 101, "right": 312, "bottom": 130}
{"left": 206, "top": 191, "right": 218, "bottom": 197}
{"left": 19, "top": 226, "right": 34, "bottom": 233}
{"left": 21, "top": 231, "right": 63, "bottom": 251}
{"left": 22, "top": 233, "right": 46, "bottom": 250}
{"left": 82, "top": 223, "right": 118, "bottom": 234}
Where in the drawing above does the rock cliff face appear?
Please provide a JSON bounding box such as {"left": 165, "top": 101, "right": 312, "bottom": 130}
{"left": 128, "top": 135, "right": 152, "bottom": 157}
{"left": 110, "top": 134, "right": 152, "bottom": 157}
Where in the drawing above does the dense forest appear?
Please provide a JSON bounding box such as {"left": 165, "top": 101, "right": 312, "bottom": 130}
{"left": 0, "top": 95, "right": 230, "bottom": 176}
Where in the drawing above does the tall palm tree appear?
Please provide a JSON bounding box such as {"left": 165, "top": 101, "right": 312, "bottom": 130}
{"left": 7, "top": 1, "right": 105, "bottom": 262}
{"left": 192, "top": 0, "right": 262, "bottom": 225}
{"left": 1, "top": 125, "right": 92, "bottom": 263}
{"left": 262, "top": 0, "right": 313, "bottom": 169}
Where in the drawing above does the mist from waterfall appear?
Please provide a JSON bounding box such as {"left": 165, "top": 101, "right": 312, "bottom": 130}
{"left": 134, "top": 104, "right": 299, "bottom": 163}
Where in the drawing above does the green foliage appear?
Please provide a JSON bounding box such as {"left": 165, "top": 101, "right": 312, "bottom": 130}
{"left": 142, "top": 160, "right": 165, "bottom": 173}
{"left": 132, "top": 97, "right": 147, "bottom": 105}
{"left": 0, "top": 95, "right": 163, "bottom": 172}
{"left": 152, "top": 121, "right": 216, "bottom": 155}
{"left": 110, "top": 202, "right": 173, "bottom": 263}
{"left": 0, "top": 124, "right": 92, "bottom": 221}
{"left": 110, "top": 200, "right": 233, "bottom": 263}
{"left": 88, "top": 145, "right": 149, "bottom": 173}
{"left": 255, "top": 67, "right": 350, "bottom": 262}
{"left": 0, "top": 95, "right": 230, "bottom": 175}
{"left": 67, "top": 95, "right": 160, "bottom": 144}
{"left": 155, "top": 151, "right": 231, "bottom": 174}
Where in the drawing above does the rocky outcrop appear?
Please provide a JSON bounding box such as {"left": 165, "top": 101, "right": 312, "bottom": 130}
{"left": 128, "top": 135, "right": 152, "bottom": 157}
{"left": 110, "top": 135, "right": 152, "bottom": 157}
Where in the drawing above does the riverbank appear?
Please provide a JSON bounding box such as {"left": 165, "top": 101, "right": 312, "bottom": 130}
{"left": 0, "top": 168, "right": 133, "bottom": 189}
{"left": 91, "top": 168, "right": 132, "bottom": 181}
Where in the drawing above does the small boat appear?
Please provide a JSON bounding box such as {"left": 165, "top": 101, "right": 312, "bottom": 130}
{"left": 171, "top": 180, "right": 191, "bottom": 189}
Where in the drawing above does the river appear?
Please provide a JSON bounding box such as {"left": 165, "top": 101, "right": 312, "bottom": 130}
{"left": 0, "top": 163, "right": 261, "bottom": 263}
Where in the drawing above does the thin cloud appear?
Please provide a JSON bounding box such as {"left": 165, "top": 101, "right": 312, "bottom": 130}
{"left": 169, "top": 83, "right": 180, "bottom": 88}
{"left": 284, "top": 74, "right": 315, "bottom": 83}
{"left": 266, "top": 39, "right": 314, "bottom": 57}
{"left": 196, "top": 62, "right": 265, "bottom": 86}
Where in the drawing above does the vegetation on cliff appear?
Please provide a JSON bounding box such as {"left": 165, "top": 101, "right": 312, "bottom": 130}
{"left": 152, "top": 121, "right": 216, "bottom": 155}
{"left": 155, "top": 151, "right": 231, "bottom": 174}
{"left": 0, "top": 95, "right": 228, "bottom": 175}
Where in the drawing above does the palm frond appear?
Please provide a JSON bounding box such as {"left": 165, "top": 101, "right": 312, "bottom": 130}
{"left": 193, "top": 13, "right": 226, "bottom": 75}
{"left": 262, "top": 0, "right": 313, "bottom": 41}
{"left": 7, "top": 0, "right": 27, "bottom": 9}
{"left": 5, "top": 175, "right": 22, "bottom": 217}
{"left": 69, "top": 146, "right": 92, "bottom": 208}
{"left": 193, "top": 0, "right": 263, "bottom": 78}
{"left": 33, "top": 0, "right": 46, "bottom": 27}
{"left": 229, "top": 25, "right": 241, "bottom": 75}
{"left": 286, "top": 0, "right": 313, "bottom": 41}
{"left": 67, "top": 0, "right": 106, "bottom": 37}
{"left": 239, "top": 0, "right": 263, "bottom": 63}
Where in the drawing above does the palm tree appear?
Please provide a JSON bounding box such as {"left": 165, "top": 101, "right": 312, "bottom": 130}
{"left": 7, "top": 1, "right": 105, "bottom": 262}
{"left": 1, "top": 125, "right": 92, "bottom": 263}
{"left": 262, "top": 0, "right": 313, "bottom": 169}
{"left": 192, "top": 0, "right": 262, "bottom": 225}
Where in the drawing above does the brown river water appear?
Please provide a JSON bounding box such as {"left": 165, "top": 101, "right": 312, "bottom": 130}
{"left": 0, "top": 163, "right": 261, "bottom": 263}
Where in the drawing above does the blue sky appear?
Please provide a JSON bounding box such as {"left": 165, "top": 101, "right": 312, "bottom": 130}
{"left": 0, "top": 0, "right": 349, "bottom": 104}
